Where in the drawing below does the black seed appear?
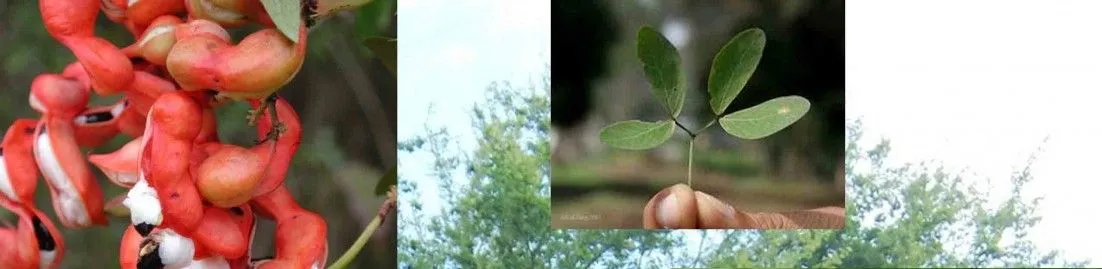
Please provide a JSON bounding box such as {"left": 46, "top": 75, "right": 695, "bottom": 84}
{"left": 136, "top": 242, "right": 165, "bottom": 269}
{"left": 135, "top": 223, "right": 155, "bottom": 237}
{"left": 32, "top": 217, "right": 56, "bottom": 251}
{"left": 80, "top": 111, "right": 115, "bottom": 123}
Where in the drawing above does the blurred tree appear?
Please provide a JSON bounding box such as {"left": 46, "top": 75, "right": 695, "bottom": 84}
{"left": 550, "top": 0, "right": 618, "bottom": 128}
{"left": 398, "top": 73, "right": 683, "bottom": 268}
{"left": 399, "top": 82, "right": 1091, "bottom": 268}
{"left": 699, "top": 121, "right": 1087, "bottom": 268}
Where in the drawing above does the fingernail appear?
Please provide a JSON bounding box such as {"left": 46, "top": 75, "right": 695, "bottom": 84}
{"left": 656, "top": 192, "right": 680, "bottom": 229}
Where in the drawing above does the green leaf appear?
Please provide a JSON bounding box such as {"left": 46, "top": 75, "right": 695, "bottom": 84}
{"left": 719, "top": 96, "right": 810, "bottom": 140}
{"left": 363, "top": 36, "right": 397, "bottom": 75}
{"left": 708, "top": 28, "right": 766, "bottom": 115}
{"left": 636, "top": 26, "right": 686, "bottom": 117}
{"left": 260, "top": 0, "right": 304, "bottom": 43}
{"left": 599, "top": 120, "right": 676, "bottom": 150}
{"left": 355, "top": 0, "right": 394, "bottom": 39}
{"left": 374, "top": 166, "right": 397, "bottom": 196}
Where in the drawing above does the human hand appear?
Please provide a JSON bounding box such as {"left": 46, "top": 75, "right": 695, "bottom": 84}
{"left": 643, "top": 184, "right": 845, "bottom": 229}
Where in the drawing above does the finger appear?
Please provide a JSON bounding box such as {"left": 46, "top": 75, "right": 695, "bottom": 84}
{"left": 694, "top": 191, "right": 743, "bottom": 229}
{"left": 695, "top": 190, "right": 828, "bottom": 229}
{"left": 643, "top": 183, "right": 697, "bottom": 229}
{"left": 778, "top": 207, "right": 847, "bottom": 228}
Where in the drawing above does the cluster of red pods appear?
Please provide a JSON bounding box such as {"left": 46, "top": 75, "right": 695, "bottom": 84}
{"left": 2, "top": 0, "right": 329, "bottom": 268}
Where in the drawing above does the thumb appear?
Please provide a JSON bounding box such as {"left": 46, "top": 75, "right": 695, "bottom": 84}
{"left": 643, "top": 183, "right": 698, "bottom": 229}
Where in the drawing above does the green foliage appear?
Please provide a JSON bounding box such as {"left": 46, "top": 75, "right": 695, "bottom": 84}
{"left": 397, "top": 76, "right": 1089, "bottom": 267}
{"left": 718, "top": 96, "right": 810, "bottom": 140}
{"left": 707, "top": 28, "right": 765, "bottom": 115}
{"left": 260, "top": 0, "right": 305, "bottom": 43}
{"left": 599, "top": 27, "right": 809, "bottom": 186}
{"left": 597, "top": 120, "right": 675, "bottom": 150}
{"left": 699, "top": 120, "right": 1089, "bottom": 268}
{"left": 398, "top": 74, "right": 682, "bottom": 268}
{"left": 637, "top": 26, "right": 686, "bottom": 117}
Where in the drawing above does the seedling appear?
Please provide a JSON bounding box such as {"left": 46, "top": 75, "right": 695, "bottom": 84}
{"left": 599, "top": 26, "right": 811, "bottom": 187}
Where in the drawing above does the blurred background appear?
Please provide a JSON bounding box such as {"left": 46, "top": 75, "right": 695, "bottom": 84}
{"left": 0, "top": 0, "right": 396, "bottom": 267}
{"left": 551, "top": 0, "right": 844, "bottom": 228}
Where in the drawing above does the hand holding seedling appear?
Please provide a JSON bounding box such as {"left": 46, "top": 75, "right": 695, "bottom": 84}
{"left": 599, "top": 26, "right": 818, "bottom": 228}
{"left": 642, "top": 183, "right": 844, "bottom": 229}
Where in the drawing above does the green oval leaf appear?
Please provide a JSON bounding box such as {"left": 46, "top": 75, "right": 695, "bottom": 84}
{"left": 708, "top": 28, "right": 766, "bottom": 115}
{"left": 599, "top": 120, "right": 676, "bottom": 150}
{"left": 374, "top": 166, "right": 397, "bottom": 196}
{"left": 260, "top": 0, "right": 304, "bottom": 43}
{"left": 637, "top": 26, "right": 686, "bottom": 118}
{"left": 364, "top": 36, "right": 397, "bottom": 76}
{"left": 719, "top": 96, "right": 810, "bottom": 140}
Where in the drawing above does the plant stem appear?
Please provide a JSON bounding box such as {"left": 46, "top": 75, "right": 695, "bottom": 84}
{"left": 673, "top": 119, "right": 696, "bottom": 138}
{"left": 328, "top": 196, "right": 395, "bottom": 269}
{"left": 688, "top": 138, "right": 694, "bottom": 187}
{"left": 327, "top": 213, "right": 383, "bottom": 269}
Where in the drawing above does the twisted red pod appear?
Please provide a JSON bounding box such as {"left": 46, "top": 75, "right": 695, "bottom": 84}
{"left": 117, "top": 225, "right": 142, "bottom": 269}
{"left": 92, "top": 104, "right": 218, "bottom": 190}
{"left": 195, "top": 144, "right": 267, "bottom": 208}
{"left": 40, "top": 0, "right": 134, "bottom": 95}
{"left": 194, "top": 96, "right": 299, "bottom": 207}
{"left": 89, "top": 137, "right": 142, "bottom": 188}
{"left": 124, "top": 16, "right": 186, "bottom": 67}
{"left": 117, "top": 102, "right": 148, "bottom": 138}
{"left": 0, "top": 120, "right": 40, "bottom": 206}
{"left": 29, "top": 74, "right": 108, "bottom": 228}
{"left": 195, "top": 106, "right": 221, "bottom": 144}
{"left": 101, "top": 0, "right": 187, "bottom": 35}
{"left": 185, "top": 0, "right": 275, "bottom": 28}
{"left": 226, "top": 204, "right": 258, "bottom": 269}
{"left": 189, "top": 206, "right": 252, "bottom": 259}
{"left": 123, "top": 17, "right": 231, "bottom": 67}
{"left": 59, "top": 62, "right": 92, "bottom": 90}
{"left": 72, "top": 100, "right": 127, "bottom": 147}
{"left": 167, "top": 23, "right": 308, "bottom": 101}
{"left": 0, "top": 197, "right": 66, "bottom": 269}
{"left": 250, "top": 185, "right": 328, "bottom": 269}
{"left": 249, "top": 96, "right": 301, "bottom": 197}
{"left": 125, "top": 92, "right": 205, "bottom": 237}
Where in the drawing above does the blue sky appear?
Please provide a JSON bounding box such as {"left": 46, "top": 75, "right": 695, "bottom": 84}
{"left": 397, "top": 0, "right": 549, "bottom": 216}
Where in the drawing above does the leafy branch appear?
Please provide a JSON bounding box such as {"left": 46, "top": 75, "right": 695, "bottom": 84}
{"left": 598, "top": 26, "right": 810, "bottom": 187}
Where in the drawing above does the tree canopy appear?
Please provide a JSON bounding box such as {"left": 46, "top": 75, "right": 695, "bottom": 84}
{"left": 397, "top": 71, "right": 1088, "bottom": 268}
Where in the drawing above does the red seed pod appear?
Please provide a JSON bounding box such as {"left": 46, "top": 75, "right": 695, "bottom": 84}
{"left": 167, "top": 24, "right": 308, "bottom": 101}
{"left": 0, "top": 120, "right": 41, "bottom": 206}
{"left": 0, "top": 199, "right": 66, "bottom": 269}
{"left": 29, "top": 74, "right": 108, "bottom": 228}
